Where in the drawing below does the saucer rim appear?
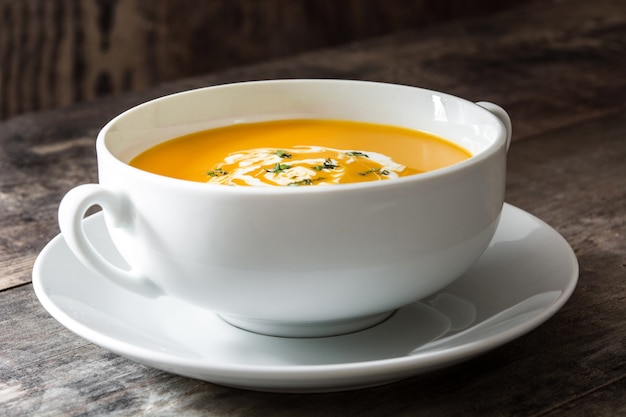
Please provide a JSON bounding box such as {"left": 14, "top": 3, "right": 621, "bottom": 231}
{"left": 32, "top": 203, "right": 578, "bottom": 388}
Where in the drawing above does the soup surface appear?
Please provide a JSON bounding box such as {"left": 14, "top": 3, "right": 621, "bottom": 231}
{"left": 129, "top": 119, "right": 471, "bottom": 186}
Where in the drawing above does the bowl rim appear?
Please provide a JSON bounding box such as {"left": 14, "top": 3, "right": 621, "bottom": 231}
{"left": 96, "top": 79, "right": 508, "bottom": 195}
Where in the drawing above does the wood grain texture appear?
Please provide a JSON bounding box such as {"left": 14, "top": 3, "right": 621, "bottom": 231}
{"left": 0, "top": 0, "right": 625, "bottom": 414}
{"left": 0, "top": 0, "right": 525, "bottom": 120}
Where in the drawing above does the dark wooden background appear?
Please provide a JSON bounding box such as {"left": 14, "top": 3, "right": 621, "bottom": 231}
{"left": 1, "top": 0, "right": 525, "bottom": 120}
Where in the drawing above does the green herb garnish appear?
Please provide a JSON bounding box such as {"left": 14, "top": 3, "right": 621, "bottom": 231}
{"left": 346, "top": 151, "right": 369, "bottom": 158}
{"left": 207, "top": 168, "right": 228, "bottom": 177}
{"left": 358, "top": 167, "right": 390, "bottom": 176}
{"left": 312, "top": 158, "right": 339, "bottom": 171}
{"left": 287, "top": 177, "right": 325, "bottom": 187}
{"left": 268, "top": 163, "right": 292, "bottom": 174}
{"left": 288, "top": 179, "right": 313, "bottom": 186}
{"left": 275, "top": 150, "right": 292, "bottom": 159}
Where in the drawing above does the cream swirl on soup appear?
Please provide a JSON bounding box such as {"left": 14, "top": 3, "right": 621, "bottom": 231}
{"left": 206, "top": 146, "right": 407, "bottom": 186}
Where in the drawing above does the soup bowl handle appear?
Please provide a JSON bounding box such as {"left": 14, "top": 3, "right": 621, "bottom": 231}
{"left": 58, "top": 184, "right": 163, "bottom": 298}
{"left": 476, "top": 101, "right": 512, "bottom": 151}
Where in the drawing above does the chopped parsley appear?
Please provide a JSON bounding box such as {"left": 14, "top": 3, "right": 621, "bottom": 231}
{"left": 207, "top": 168, "right": 228, "bottom": 177}
{"left": 268, "top": 163, "right": 292, "bottom": 174}
{"left": 358, "top": 167, "right": 390, "bottom": 176}
{"left": 312, "top": 158, "right": 339, "bottom": 171}
{"left": 288, "top": 177, "right": 325, "bottom": 187}
{"left": 275, "top": 150, "right": 292, "bottom": 159}
{"left": 345, "top": 151, "right": 369, "bottom": 158}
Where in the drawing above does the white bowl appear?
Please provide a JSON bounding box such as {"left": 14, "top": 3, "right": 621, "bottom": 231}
{"left": 58, "top": 79, "right": 511, "bottom": 337}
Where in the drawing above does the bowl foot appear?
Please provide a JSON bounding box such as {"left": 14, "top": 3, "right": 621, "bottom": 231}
{"left": 218, "top": 310, "right": 396, "bottom": 338}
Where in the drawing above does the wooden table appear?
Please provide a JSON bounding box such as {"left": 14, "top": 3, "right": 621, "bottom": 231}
{"left": 1, "top": 0, "right": 624, "bottom": 414}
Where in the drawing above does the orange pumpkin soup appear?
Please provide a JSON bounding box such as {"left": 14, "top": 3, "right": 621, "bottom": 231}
{"left": 129, "top": 119, "right": 471, "bottom": 186}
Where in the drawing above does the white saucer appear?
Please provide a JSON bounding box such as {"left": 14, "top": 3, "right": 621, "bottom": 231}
{"left": 33, "top": 204, "right": 578, "bottom": 393}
